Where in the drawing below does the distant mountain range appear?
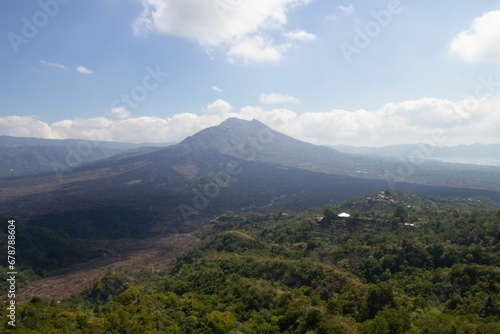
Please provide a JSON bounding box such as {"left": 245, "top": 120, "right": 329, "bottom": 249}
{"left": 333, "top": 143, "right": 500, "bottom": 167}
{"left": 0, "top": 135, "right": 172, "bottom": 177}
{"left": 1, "top": 119, "right": 500, "bottom": 239}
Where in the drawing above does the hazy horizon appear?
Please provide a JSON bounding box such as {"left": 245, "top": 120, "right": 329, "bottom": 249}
{"left": 2, "top": 121, "right": 500, "bottom": 149}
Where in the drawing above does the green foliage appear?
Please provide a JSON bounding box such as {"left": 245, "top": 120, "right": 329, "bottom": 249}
{"left": 394, "top": 205, "right": 409, "bottom": 222}
{"left": 190, "top": 171, "right": 234, "bottom": 190}
{"left": 0, "top": 216, "right": 99, "bottom": 292}
{"left": 90, "top": 269, "right": 132, "bottom": 303}
{"left": 3, "top": 191, "right": 500, "bottom": 333}
{"left": 323, "top": 206, "right": 338, "bottom": 224}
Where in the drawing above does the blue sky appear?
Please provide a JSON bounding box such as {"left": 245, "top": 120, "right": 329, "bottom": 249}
{"left": 1, "top": 0, "right": 499, "bottom": 146}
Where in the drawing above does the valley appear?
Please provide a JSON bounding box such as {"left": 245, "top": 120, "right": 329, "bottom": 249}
{"left": 1, "top": 190, "right": 499, "bottom": 333}
{"left": 15, "top": 234, "right": 199, "bottom": 304}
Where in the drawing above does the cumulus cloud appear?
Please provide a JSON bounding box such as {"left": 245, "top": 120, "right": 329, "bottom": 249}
{"left": 259, "top": 92, "right": 300, "bottom": 105}
{"left": 133, "top": 0, "right": 310, "bottom": 63}
{"left": 107, "top": 107, "right": 132, "bottom": 119}
{"left": 40, "top": 60, "right": 67, "bottom": 70}
{"left": 283, "top": 29, "right": 316, "bottom": 41}
{"left": 204, "top": 99, "right": 233, "bottom": 115}
{"left": 1, "top": 97, "right": 499, "bottom": 146}
{"left": 227, "top": 35, "right": 290, "bottom": 64}
{"left": 450, "top": 10, "right": 500, "bottom": 63}
{"left": 76, "top": 65, "right": 94, "bottom": 74}
{"left": 285, "top": 97, "right": 500, "bottom": 147}
{"left": 0, "top": 116, "right": 58, "bottom": 139}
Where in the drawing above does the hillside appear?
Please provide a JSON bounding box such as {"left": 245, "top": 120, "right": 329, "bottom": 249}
{"left": 1, "top": 119, "right": 500, "bottom": 241}
{"left": 2, "top": 190, "right": 499, "bottom": 333}
{"left": 181, "top": 118, "right": 353, "bottom": 174}
{"left": 0, "top": 135, "right": 172, "bottom": 177}
{"left": 0, "top": 216, "right": 100, "bottom": 294}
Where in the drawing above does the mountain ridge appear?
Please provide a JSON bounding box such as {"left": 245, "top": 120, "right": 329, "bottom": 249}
{"left": 0, "top": 135, "right": 174, "bottom": 177}
{"left": 1, "top": 118, "right": 500, "bottom": 239}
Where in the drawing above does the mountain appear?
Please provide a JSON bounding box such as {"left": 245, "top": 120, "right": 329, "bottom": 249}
{"left": 183, "top": 118, "right": 344, "bottom": 165}
{"left": 185, "top": 120, "right": 500, "bottom": 189}
{"left": 1, "top": 119, "right": 500, "bottom": 239}
{"left": 0, "top": 135, "right": 173, "bottom": 177}
{"left": 182, "top": 118, "right": 389, "bottom": 177}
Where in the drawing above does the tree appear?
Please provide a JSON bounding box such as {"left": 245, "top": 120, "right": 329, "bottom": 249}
{"left": 393, "top": 206, "right": 408, "bottom": 223}
{"left": 365, "top": 284, "right": 396, "bottom": 319}
{"left": 323, "top": 207, "right": 338, "bottom": 224}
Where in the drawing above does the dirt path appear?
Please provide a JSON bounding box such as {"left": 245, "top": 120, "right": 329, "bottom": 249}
{"left": 16, "top": 234, "right": 199, "bottom": 303}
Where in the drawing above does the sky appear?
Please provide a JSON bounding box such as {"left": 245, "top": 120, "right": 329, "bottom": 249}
{"left": 1, "top": 0, "right": 500, "bottom": 147}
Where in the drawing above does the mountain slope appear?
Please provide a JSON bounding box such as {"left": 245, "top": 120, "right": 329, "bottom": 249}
{"left": 182, "top": 118, "right": 372, "bottom": 176}
{"left": 1, "top": 119, "right": 500, "bottom": 239}
{"left": 0, "top": 145, "right": 391, "bottom": 238}
{"left": 182, "top": 118, "right": 344, "bottom": 162}
{"left": 0, "top": 135, "right": 172, "bottom": 177}
{"left": 184, "top": 119, "right": 500, "bottom": 189}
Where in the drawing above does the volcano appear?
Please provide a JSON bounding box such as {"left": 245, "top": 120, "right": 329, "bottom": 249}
{"left": 1, "top": 118, "right": 499, "bottom": 239}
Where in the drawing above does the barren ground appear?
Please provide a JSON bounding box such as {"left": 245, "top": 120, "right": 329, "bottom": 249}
{"left": 16, "top": 234, "right": 199, "bottom": 304}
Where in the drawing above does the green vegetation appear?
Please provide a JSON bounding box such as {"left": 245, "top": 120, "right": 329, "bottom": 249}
{"left": 1, "top": 190, "right": 500, "bottom": 333}
{"left": 190, "top": 172, "right": 235, "bottom": 190}
{"left": 323, "top": 206, "right": 338, "bottom": 224}
{"left": 0, "top": 217, "right": 100, "bottom": 292}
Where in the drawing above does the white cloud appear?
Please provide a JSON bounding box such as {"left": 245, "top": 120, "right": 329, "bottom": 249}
{"left": 450, "top": 10, "right": 500, "bottom": 63}
{"left": 227, "top": 35, "right": 290, "bottom": 64}
{"left": 259, "top": 92, "right": 300, "bottom": 105}
{"left": 285, "top": 97, "right": 500, "bottom": 147}
{"left": 326, "top": 4, "right": 354, "bottom": 20}
{"left": 204, "top": 99, "right": 233, "bottom": 115}
{"left": 212, "top": 85, "right": 224, "bottom": 93}
{"left": 76, "top": 65, "right": 94, "bottom": 74}
{"left": 107, "top": 107, "right": 132, "bottom": 119}
{"left": 338, "top": 4, "right": 355, "bottom": 14}
{"left": 40, "top": 60, "right": 66, "bottom": 70}
{"left": 1, "top": 97, "right": 499, "bottom": 146}
{"left": 133, "top": 0, "right": 310, "bottom": 63}
{"left": 283, "top": 29, "right": 316, "bottom": 41}
{"left": 0, "top": 116, "right": 58, "bottom": 139}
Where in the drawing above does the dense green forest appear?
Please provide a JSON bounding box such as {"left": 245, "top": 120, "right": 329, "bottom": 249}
{"left": 2, "top": 190, "right": 500, "bottom": 333}
{"left": 0, "top": 218, "right": 100, "bottom": 294}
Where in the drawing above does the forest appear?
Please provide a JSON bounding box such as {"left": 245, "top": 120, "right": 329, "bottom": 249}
{"left": 1, "top": 190, "right": 500, "bottom": 333}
